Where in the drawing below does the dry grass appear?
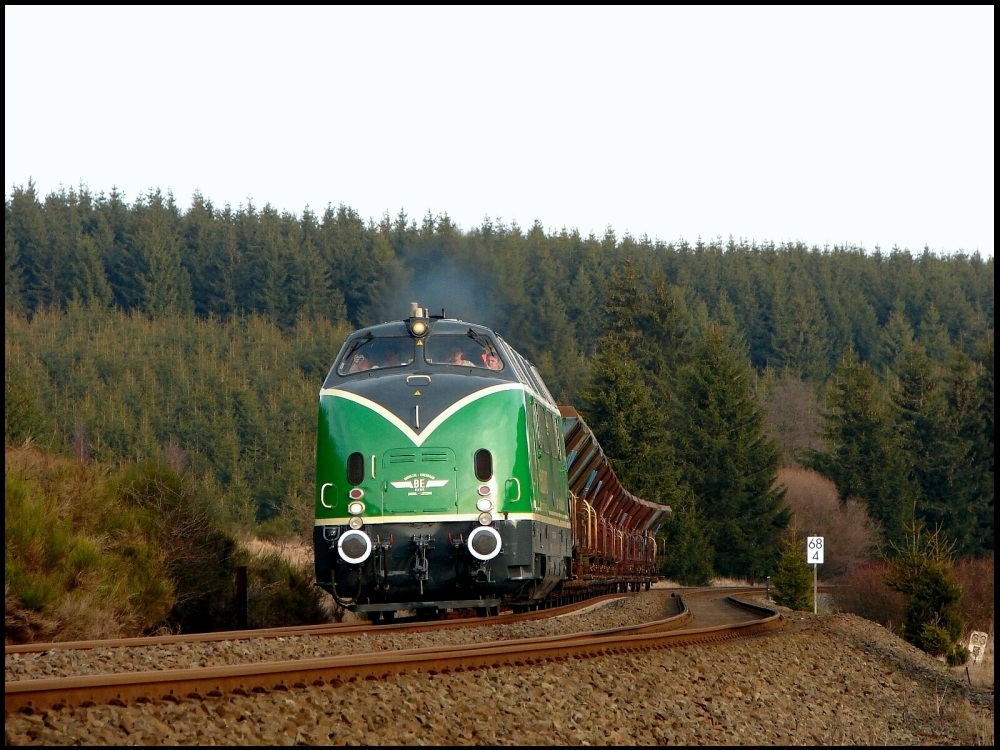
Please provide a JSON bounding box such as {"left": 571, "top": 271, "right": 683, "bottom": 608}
{"left": 241, "top": 536, "right": 313, "bottom": 568}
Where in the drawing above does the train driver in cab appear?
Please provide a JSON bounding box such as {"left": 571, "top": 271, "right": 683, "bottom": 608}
{"left": 378, "top": 340, "right": 413, "bottom": 368}
{"left": 347, "top": 352, "right": 371, "bottom": 373}
{"left": 449, "top": 346, "right": 475, "bottom": 366}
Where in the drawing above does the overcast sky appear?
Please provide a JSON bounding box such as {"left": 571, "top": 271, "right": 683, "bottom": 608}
{"left": 5, "top": 5, "right": 994, "bottom": 257}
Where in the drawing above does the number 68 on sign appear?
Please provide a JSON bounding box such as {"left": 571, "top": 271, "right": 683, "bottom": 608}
{"left": 807, "top": 536, "right": 824, "bottom": 564}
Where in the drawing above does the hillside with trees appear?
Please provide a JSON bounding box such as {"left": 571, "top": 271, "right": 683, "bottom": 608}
{"left": 5, "top": 182, "right": 994, "bottom": 643}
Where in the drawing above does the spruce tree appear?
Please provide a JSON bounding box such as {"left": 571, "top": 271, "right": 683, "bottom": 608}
{"left": 580, "top": 261, "right": 689, "bottom": 505}
{"left": 579, "top": 335, "right": 678, "bottom": 504}
{"left": 772, "top": 535, "right": 813, "bottom": 611}
{"left": 657, "top": 492, "right": 714, "bottom": 585}
{"left": 673, "top": 322, "right": 790, "bottom": 579}
{"left": 892, "top": 341, "right": 985, "bottom": 556}
{"left": 806, "top": 346, "right": 912, "bottom": 547}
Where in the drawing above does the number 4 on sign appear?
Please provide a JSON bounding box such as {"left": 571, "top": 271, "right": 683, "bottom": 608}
{"left": 807, "top": 536, "right": 824, "bottom": 564}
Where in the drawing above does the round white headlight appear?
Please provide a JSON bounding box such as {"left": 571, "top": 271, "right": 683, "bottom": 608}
{"left": 348, "top": 500, "right": 365, "bottom": 515}
{"left": 467, "top": 525, "right": 502, "bottom": 561}
{"left": 476, "top": 498, "right": 493, "bottom": 512}
{"left": 338, "top": 529, "right": 372, "bottom": 564}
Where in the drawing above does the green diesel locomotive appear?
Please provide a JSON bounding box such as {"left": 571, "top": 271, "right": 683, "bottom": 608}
{"left": 314, "top": 303, "right": 670, "bottom": 621}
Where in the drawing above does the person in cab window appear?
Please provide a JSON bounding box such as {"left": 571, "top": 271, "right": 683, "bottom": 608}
{"left": 481, "top": 351, "right": 502, "bottom": 370}
{"left": 450, "top": 347, "right": 475, "bottom": 366}
{"left": 347, "top": 353, "right": 371, "bottom": 373}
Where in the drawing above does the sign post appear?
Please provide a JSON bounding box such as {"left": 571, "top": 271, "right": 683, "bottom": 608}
{"left": 806, "top": 536, "right": 824, "bottom": 614}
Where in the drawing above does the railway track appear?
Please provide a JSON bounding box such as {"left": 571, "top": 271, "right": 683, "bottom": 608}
{"left": 6, "top": 588, "right": 782, "bottom": 716}
{"left": 3, "top": 592, "right": 656, "bottom": 655}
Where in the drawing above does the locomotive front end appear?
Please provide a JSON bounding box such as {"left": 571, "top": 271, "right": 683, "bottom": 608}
{"left": 313, "top": 306, "right": 555, "bottom": 620}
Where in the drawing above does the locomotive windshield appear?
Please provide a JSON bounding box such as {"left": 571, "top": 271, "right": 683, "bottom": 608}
{"left": 424, "top": 334, "right": 504, "bottom": 370}
{"left": 332, "top": 326, "right": 505, "bottom": 379}
{"left": 336, "top": 335, "right": 415, "bottom": 375}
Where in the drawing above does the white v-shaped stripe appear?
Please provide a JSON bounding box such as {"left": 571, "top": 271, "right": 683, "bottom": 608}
{"left": 319, "top": 382, "right": 524, "bottom": 447}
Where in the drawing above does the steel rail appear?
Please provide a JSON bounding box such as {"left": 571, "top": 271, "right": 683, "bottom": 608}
{"left": 6, "top": 594, "right": 781, "bottom": 716}
{"left": 4, "top": 592, "right": 645, "bottom": 655}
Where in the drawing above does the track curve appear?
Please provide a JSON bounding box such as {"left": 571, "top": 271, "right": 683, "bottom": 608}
{"left": 6, "top": 588, "right": 781, "bottom": 716}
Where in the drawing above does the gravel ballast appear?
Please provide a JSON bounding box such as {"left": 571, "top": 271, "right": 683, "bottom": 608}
{"left": 5, "top": 591, "right": 993, "bottom": 746}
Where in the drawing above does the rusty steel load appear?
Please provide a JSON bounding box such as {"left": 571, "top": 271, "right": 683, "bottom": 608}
{"left": 561, "top": 406, "right": 670, "bottom": 587}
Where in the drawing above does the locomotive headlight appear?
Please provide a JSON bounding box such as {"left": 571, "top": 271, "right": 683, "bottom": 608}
{"left": 478, "top": 511, "right": 493, "bottom": 525}
{"left": 348, "top": 516, "right": 364, "bottom": 530}
{"left": 476, "top": 498, "right": 493, "bottom": 512}
{"left": 347, "top": 500, "right": 365, "bottom": 515}
{"left": 409, "top": 320, "right": 428, "bottom": 337}
{"left": 467, "top": 526, "right": 502, "bottom": 561}
{"left": 338, "top": 529, "right": 373, "bottom": 564}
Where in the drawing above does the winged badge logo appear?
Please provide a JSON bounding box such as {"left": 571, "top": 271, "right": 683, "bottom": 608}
{"left": 390, "top": 473, "right": 449, "bottom": 496}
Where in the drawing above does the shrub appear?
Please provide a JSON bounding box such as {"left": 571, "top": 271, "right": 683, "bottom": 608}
{"left": 5, "top": 446, "right": 175, "bottom": 641}
{"left": 772, "top": 536, "right": 813, "bottom": 611}
{"left": 242, "top": 548, "right": 330, "bottom": 628}
{"left": 5, "top": 445, "right": 335, "bottom": 642}
{"left": 885, "top": 521, "right": 966, "bottom": 664}
{"left": 112, "top": 459, "right": 244, "bottom": 633}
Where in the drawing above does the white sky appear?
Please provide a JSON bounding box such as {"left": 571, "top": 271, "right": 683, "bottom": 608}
{"left": 5, "top": 5, "right": 995, "bottom": 257}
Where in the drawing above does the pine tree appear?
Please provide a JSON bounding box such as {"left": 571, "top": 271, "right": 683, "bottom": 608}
{"left": 970, "top": 333, "right": 994, "bottom": 552}
{"left": 772, "top": 535, "right": 813, "bottom": 611}
{"left": 769, "top": 285, "right": 831, "bottom": 381}
{"left": 875, "top": 307, "right": 915, "bottom": 373}
{"left": 657, "top": 492, "right": 714, "bottom": 585}
{"left": 673, "top": 322, "right": 790, "bottom": 579}
{"left": 579, "top": 335, "right": 678, "bottom": 504}
{"left": 806, "top": 346, "right": 912, "bottom": 546}
{"left": 5, "top": 219, "right": 25, "bottom": 314}
{"left": 98, "top": 187, "right": 144, "bottom": 312}
{"left": 892, "top": 341, "right": 984, "bottom": 555}
{"left": 135, "top": 190, "right": 193, "bottom": 316}
{"left": 8, "top": 182, "right": 51, "bottom": 313}
{"left": 4, "top": 345, "right": 48, "bottom": 444}
{"left": 579, "top": 262, "right": 688, "bottom": 509}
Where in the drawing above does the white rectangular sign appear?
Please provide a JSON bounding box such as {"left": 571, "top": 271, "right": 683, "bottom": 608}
{"left": 807, "top": 536, "right": 824, "bottom": 564}
{"left": 968, "top": 631, "right": 989, "bottom": 665}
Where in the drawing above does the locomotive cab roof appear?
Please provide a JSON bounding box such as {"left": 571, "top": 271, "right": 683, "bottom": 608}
{"left": 326, "top": 303, "right": 558, "bottom": 409}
